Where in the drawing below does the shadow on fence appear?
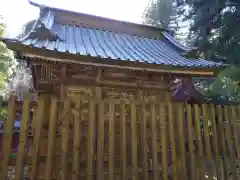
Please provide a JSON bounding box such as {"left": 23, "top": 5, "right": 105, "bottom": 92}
{"left": 0, "top": 94, "right": 240, "bottom": 180}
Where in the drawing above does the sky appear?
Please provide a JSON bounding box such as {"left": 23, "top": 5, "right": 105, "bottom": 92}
{"left": 0, "top": 0, "right": 150, "bottom": 37}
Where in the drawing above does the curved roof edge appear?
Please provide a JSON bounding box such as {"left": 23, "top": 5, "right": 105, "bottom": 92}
{"left": 162, "top": 31, "right": 196, "bottom": 52}
{"left": 28, "top": 0, "right": 195, "bottom": 52}
{"left": 28, "top": 0, "right": 172, "bottom": 33}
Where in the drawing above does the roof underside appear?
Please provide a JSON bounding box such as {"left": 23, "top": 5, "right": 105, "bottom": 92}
{"left": 11, "top": 7, "right": 225, "bottom": 69}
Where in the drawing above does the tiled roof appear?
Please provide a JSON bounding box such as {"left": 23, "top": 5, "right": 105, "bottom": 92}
{"left": 15, "top": 7, "right": 225, "bottom": 68}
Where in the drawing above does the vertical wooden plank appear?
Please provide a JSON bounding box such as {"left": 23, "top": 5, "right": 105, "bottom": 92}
{"left": 45, "top": 96, "right": 58, "bottom": 180}
{"left": 160, "top": 103, "right": 168, "bottom": 180}
{"left": 176, "top": 103, "right": 187, "bottom": 179}
{"left": 29, "top": 96, "right": 45, "bottom": 179}
{"left": 87, "top": 99, "right": 95, "bottom": 180}
{"left": 72, "top": 96, "right": 81, "bottom": 180}
{"left": 223, "top": 106, "right": 237, "bottom": 180}
{"left": 0, "top": 96, "right": 16, "bottom": 179}
{"left": 201, "top": 104, "right": 214, "bottom": 178}
{"left": 186, "top": 104, "right": 195, "bottom": 180}
{"left": 60, "top": 65, "right": 67, "bottom": 101}
{"left": 131, "top": 102, "right": 138, "bottom": 180}
{"left": 193, "top": 104, "right": 204, "bottom": 180}
{"left": 140, "top": 101, "right": 148, "bottom": 180}
{"left": 120, "top": 103, "right": 127, "bottom": 180}
{"left": 15, "top": 95, "right": 31, "bottom": 180}
{"left": 151, "top": 104, "right": 158, "bottom": 180}
{"left": 96, "top": 101, "right": 104, "bottom": 180}
{"left": 168, "top": 102, "right": 177, "bottom": 180}
{"left": 230, "top": 106, "right": 240, "bottom": 165}
{"left": 109, "top": 102, "right": 115, "bottom": 180}
{"left": 210, "top": 104, "right": 221, "bottom": 180}
{"left": 60, "top": 99, "right": 70, "bottom": 180}
{"left": 216, "top": 105, "right": 228, "bottom": 180}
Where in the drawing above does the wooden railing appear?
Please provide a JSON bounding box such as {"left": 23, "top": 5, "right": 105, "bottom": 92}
{"left": 0, "top": 94, "right": 240, "bottom": 180}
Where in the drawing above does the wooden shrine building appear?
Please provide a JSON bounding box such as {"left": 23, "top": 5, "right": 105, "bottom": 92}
{"left": 2, "top": 1, "right": 230, "bottom": 180}
{"left": 4, "top": 1, "right": 225, "bottom": 102}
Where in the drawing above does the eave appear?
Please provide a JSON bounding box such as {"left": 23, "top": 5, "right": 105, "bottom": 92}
{"left": 5, "top": 41, "right": 225, "bottom": 77}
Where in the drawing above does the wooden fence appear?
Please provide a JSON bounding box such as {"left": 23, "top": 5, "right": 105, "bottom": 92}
{"left": 0, "top": 94, "right": 240, "bottom": 180}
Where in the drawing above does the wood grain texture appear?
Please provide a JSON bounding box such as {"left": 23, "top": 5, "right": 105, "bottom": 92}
{"left": 15, "top": 95, "right": 31, "bottom": 180}
{"left": 0, "top": 96, "right": 16, "bottom": 179}
{"left": 72, "top": 95, "right": 81, "bottom": 180}
{"left": 87, "top": 100, "right": 95, "bottom": 180}
{"left": 45, "top": 97, "right": 58, "bottom": 180}
{"left": 130, "top": 103, "right": 138, "bottom": 180}
{"left": 168, "top": 102, "right": 177, "bottom": 180}
{"left": 29, "top": 96, "right": 45, "bottom": 179}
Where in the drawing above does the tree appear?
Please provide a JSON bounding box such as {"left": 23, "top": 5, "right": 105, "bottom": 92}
{"left": 175, "top": 0, "right": 240, "bottom": 101}
{"left": 176, "top": 0, "right": 240, "bottom": 63}
{"left": 0, "top": 16, "right": 15, "bottom": 88}
{"left": 143, "top": 0, "right": 180, "bottom": 31}
{"left": 0, "top": 16, "right": 15, "bottom": 120}
{"left": 0, "top": 16, "right": 33, "bottom": 121}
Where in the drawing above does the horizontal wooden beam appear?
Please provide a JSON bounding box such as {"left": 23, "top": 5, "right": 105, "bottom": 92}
{"left": 24, "top": 53, "right": 215, "bottom": 76}
{"left": 39, "top": 78, "right": 167, "bottom": 90}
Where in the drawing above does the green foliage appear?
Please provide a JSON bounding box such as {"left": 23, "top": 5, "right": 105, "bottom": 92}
{"left": 203, "top": 67, "right": 240, "bottom": 102}
{"left": 175, "top": 0, "right": 240, "bottom": 101}
{"left": 143, "top": 0, "right": 180, "bottom": 31}
{"left": 176, "top": 0, "right": 240, "bottom": 63}
{"left": 0, "top": 16, "right": 15, "bottom": 120}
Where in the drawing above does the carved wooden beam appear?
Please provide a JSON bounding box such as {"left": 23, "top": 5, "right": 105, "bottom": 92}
{"left": 39, "top": 78, "right": 167, "bottom": 90}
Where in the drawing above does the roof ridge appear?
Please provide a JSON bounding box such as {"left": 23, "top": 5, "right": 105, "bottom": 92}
{"left": 28, "top": 0, "right": 172, "bottom": 33}
{"left": 28, "top": 0, "right": 196, "bottom": 53}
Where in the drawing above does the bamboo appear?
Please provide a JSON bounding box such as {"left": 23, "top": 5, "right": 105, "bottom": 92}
{"left": 45, "top": 97, "right": 58, "bottom": 180}
{"left": 0, "top": 96, "right": 16, "bottom": 179}
{"left": 15, "top": 95, "right": 31, "bottom": 180}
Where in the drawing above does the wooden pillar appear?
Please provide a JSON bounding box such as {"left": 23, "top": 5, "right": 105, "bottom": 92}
{"left": 95, "top": 68, "right": 102, "bottom": 100}
{"left": 60, "top": 65, "right": 67, "bottom": 101}
{"left": 166, "top": 91, "right": 171, "bottom": 101}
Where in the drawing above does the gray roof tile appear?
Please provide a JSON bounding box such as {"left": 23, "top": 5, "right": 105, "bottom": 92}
{"left": 18, "top": 9, "right": 225, "bottom": 68}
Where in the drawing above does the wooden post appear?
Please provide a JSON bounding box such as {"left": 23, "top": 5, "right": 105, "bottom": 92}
{"left": 120, "top": 103, "right": 127, "bottom": 180}
{"left": 138, "top": 89, "right": 148, "bottom": 180}
{"left": 95, "top": 68, "right": 104, "bottom": 179}
{"left": 72, "top": 94, "right": 81, "bottom": 180}
{"left": 15, "top": 95, "right": 31, "bottom": 180}
{"left": 0, "top": 96, "right": 16, "bottom": 180}
{"left": 45, "top": 96, "right": 58, "bottom": 180}
{"left": 60, "top": 65, "right": 67, "bottom": 101}
{"left": 29, "top": 94, "right": 45, "bottom": 179}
